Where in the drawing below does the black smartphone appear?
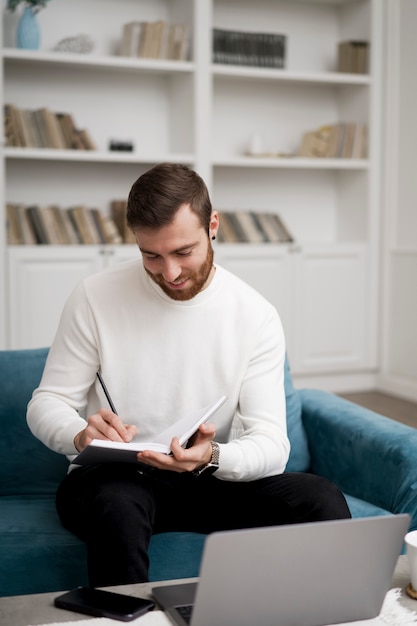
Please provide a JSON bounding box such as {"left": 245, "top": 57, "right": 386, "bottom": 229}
{"left": 54, "top": 586, "right": 155, "bottom": 622}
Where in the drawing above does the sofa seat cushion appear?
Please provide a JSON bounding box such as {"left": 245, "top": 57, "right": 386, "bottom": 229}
{"left": 344, "top": 494, "right": 392, "bottom": 519}
{"left": 0, "top": 495, "right": 88, "bottom": 596}
{"left": 148, "top": 532, "right": 206, "bottom": 581}
{"left": 0, "top": 495, "right": 206, "bottom": 595}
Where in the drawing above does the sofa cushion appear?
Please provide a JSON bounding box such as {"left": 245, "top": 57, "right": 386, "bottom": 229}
{"left": 344, "top": 494, "right": 392, "bottom": 519}
{"left": 0, "top": 348, "right": 69, "bottom": 496}
{"left": 0, "top": 494, "right": 206, "bottom": 596}
{"left": 0, "top": 495, "right": 88, "bottom": 596}
{"left": 148, "top": 532, "right": 206, "bottom": 582}
{"left": 284, "top": 356, "right": 310, "bottom": 472}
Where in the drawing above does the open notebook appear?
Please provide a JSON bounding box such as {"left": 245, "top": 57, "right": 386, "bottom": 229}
{"left": 74, "top": 395, "right": 227, "bottom": 465}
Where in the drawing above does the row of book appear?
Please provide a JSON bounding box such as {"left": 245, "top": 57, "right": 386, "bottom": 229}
{"left": 337, "top": 40, "right": 369, "bottom": 74}
{"left": 6, "top": 203, "right": 293, "bottom": 246}
{"left": 297, "top": 123, "right": 367, "bottom": 159}
{"left": 119, "top": 20, "right": 191, "bottom": 61}
{"left": 4, "top": 104, "right": 96, "bottom": 150}
{"left": 6, "top": 204, "right": 122, "bottom": 245}
{"left": 217, "top": 211, "right": 293, "bottom": 244}
{"left": 212, "top": 28, "right": 286, "bottom": 69}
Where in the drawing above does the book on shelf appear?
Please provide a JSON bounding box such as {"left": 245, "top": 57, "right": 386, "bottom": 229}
{"left": 212, "top": 28, "right": 286, "bottom": 68}
{"left": 4, "top": 104, "right": 19, "bottom": 147}
{"left": 337, "top": 40, "right": 369, "bottom": 74}
{"left": 56, "top": 113, "right": 84, "bottom": 150}
{"left": 68, "top": 206, "right": 105, "bottom": 245}
{"left": 90, "top": 208, "right": 107, "bottom": 245}
{"left": 25, "top": 206, "right": 51, "bottom": 244}
{"left": 6, "top": 204, "right": 37, "bottom": 245}
{"left": 119, "top": 20, "right": 191, "bottom": 61}
{"left": 4, "top": 104, "right": 33, "bottom": 148}
{"left": 217, "top": 211, "right": 293, "bottom": 244}
{"left": 298, "top": 123, "right": 367, "bottom": 159}
{"left": 119, "top": 21, "right": 143, "bottom": 57}
{"left": 225, "top": 212, "right": 249, "bottom": 242}
{"left": 216, "top": 211, "right": 240, "bottom": 243}
{"left": 4, "top": 104, "right": 96, "bottom": 150}
{"left": 77, "top": 128, "right": 97, "bottom": 151}
{"left": 44, "top": 206, "right": 71, "bottom": 244}
{"left": 37, "top": 107, "right": 67, "bottom": 149}
{"left": 91, "top": 207, "right": 123, "bottom": 245}
{"left": 56, "top": 207, "right": 81, "bottom": 245}
{"left": 111, "top": 200, "right": 136, "bottom": 244}
{"left": 6, "top": 204, "right": 21, "bottom": 245}
{"left": 167, "top": 23, "right": 191, "bottom": 62}
{"left": 74, "top": 395, "right": 227, "bottom": 465}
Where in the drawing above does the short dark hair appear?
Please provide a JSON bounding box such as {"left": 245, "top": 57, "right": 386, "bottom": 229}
{"left": 127, "top": 163, "right": 212, "bottom": 233}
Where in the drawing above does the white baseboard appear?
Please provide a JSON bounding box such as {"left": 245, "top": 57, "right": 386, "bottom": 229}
{"left": 292, "top": 370, "right": 379, "bottom": 394}
{"left": 377, "top": 374, "right": 417, "bottom": 403}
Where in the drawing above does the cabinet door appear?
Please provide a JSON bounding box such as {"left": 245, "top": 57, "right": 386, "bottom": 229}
{"left": 215, "top": 244, "right": 292, "bottom": 352}
{"left": 8, "top": 247, "right": 103, "bottom": 349}
{"left": 292, "top": 245, "right": 369, "bottom": 372}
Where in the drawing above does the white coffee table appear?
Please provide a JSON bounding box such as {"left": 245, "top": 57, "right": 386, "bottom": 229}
{"left": 0, "top": 557, "right": 415, "bottom": 626}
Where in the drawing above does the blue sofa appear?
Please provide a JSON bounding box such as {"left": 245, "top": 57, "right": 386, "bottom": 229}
{"left": 1, "top": 347, "right": 417, "bottom": 597}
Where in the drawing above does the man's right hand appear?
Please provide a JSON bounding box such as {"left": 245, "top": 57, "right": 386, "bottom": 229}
{"left": 74, "top": 408, "right": 138, "bottom": 452}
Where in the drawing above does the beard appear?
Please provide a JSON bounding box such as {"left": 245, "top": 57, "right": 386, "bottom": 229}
{"left": 145, "top": 243, "right": 214, "bottom": 301}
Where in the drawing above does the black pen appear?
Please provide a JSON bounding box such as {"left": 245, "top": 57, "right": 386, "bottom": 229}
{"left": 96, "top": 371, "right": 118, "bottom": 415}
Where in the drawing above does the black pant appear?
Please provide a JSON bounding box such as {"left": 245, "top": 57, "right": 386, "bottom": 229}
{"left": 56, "top": 464, "right": 351, "bottom": 587}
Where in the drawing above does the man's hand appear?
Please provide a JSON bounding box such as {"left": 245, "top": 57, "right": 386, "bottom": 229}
{"left": 74, "top": 408, "right": 138, "bottom": 452}
{"left": 137, "top": 422, "right": 216, "bottom": 473}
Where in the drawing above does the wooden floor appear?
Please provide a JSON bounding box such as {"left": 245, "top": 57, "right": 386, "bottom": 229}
{"left": 339, "top": 391, "right": 417, "bottom": 429}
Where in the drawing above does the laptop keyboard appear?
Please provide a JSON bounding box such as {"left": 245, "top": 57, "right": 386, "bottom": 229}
{"left": 176, "top": 604, "right": 194, "bottom": 624}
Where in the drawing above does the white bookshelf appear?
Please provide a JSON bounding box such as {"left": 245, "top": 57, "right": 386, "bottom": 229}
{"left": 1, "top": 0, "right": 383, "bottom": 388}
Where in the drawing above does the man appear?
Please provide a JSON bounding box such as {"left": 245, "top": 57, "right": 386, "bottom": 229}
{"left": 27, "top": 163, "right": 350, "bottom": 588}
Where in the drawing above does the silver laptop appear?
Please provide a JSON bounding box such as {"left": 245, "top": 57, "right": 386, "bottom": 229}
{"left": 152, "top": 514, "right": 410, "bottom": 626}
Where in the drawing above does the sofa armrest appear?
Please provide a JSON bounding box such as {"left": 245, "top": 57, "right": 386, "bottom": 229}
{"left": 300, "top": 389, "right": 417, "bottom": 529}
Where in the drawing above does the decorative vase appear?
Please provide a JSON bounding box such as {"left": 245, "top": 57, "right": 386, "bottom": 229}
{"left": 16, "top": 6, "right": 40, "bottom": 50}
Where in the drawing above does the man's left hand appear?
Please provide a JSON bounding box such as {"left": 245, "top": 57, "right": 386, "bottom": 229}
{"left": 137, "top": 422, "right": 215, "bottom": 472}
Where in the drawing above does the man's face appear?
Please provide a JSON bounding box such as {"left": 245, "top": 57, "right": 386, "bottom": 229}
{"left": 134, "top": 204, "right": 218, "bottom": 301}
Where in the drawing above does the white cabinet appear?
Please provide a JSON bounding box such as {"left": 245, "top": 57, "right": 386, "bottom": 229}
{"left": 7, "top": 245, "right": 139, "bottom": 349}
{"left": 291, "top": 244, "right": 371, "bottom": 373}
{"left": 1, "top": 0, "right": 384, "bottom": 387}
{"left": 215, "top": 243, "right": 293, "bottom": 353}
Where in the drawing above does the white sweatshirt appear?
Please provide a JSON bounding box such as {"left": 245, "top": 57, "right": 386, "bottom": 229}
{"left": 27, "top": 260, "right": 290, "bottom": 481}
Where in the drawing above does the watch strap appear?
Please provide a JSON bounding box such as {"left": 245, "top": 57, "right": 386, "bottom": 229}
{"left": 192, "top": 441, "right": 220, "bottom": 477}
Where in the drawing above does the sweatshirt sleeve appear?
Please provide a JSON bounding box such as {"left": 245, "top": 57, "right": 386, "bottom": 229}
{"left": 215, "top": 309, "right": 290, "bottom": 481}
{"left": 27, "top": 281, "right": 100, "bottom": 457}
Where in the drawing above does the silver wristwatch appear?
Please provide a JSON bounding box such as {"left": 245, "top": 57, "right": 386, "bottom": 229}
{"left": 192, "top": 441, "right": 220, "bottom": 477}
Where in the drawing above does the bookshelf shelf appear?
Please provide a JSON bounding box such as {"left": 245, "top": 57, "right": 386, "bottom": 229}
{"left": 4, "top": 148, "right": 195, "bottom": 165}
{"left": 4, "top": 149, "right": 368, "bottom": 170}
{"left": 212, "top": 65, "right": 371, "bottom": 86}
{"left": 2, "top": 48, "right": 195, "bottom": 75}
{"left": 212, "top": 157, "right": 369, "bottom": 170}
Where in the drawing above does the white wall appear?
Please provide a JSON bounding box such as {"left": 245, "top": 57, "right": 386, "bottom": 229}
{"left": 380, "top": 0, "right": 417, "bottom": 402}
